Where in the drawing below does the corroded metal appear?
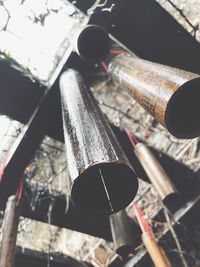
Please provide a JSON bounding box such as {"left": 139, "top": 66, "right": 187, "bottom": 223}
{"left": 71, "top": 24, "right": 111, "bottom": 63}
{"left": 109, "top": 54, "right": 200, "bottom": 139}
{"left": 59, "top": 69, "right": 138, "bottom": 216}
{"left": 134, "top": 143, "right": 179, "bottom": 207}
{"left": 110, "top": 210, "right": 135, "bottom": 258}
{"left": 0, "top": 196, "right": 22, "bottom": 267}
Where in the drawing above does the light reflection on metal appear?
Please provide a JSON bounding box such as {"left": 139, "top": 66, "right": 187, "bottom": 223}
{"left": 59, "top": 69, "right": 138, "bottom": 216}
{"left": 134, "top": 143, "right": 179, "bottom": 207}
{"left": 109, "top": 54, "right": 200, "bottom": 139}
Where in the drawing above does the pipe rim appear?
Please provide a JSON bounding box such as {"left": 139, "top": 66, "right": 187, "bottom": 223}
{"left": 162, "top": 191, "right": 180, "bottom": 208}
{"left": 71, "top": 162, "right": 138, "bottom": 216}
{"left": 77, "top": 25, "right": 111, "bottom": 63}
{"left": 165, "top": 77, "right": 200, "bottom": 139}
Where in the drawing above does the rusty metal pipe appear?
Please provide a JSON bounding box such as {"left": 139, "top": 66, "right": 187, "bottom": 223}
{"left": 109, "top": 54, "right": 200, "bottom": 139}
{"left": 0, "top": 196, "right": 22, "bottom": 267}
{"left": 59, "top": 69, "right": 138, "bottom": 216}
{"left": 134, "top": 143, "right": 179, "bottom": 207}
{"left": 71, "top": 25, "right": 111, "bottom": 63}
{"left": 109, "top": 210, "right": 135, "bottom": 259}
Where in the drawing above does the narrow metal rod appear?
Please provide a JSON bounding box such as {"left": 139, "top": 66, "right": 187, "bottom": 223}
{"left": 142, "top": 232, "right": 172, "bottom": 267}
{"left": 134, "top": 143, "right": 179, "bottom": 207}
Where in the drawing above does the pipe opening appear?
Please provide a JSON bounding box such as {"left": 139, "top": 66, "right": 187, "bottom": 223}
{"left": 116, "top": 246, "right": 134, "bottom": 259}
{"left": 163, "top": 192, "right": 180, "bottom": 209}
{"left": 71, "top": 163, "right": 138, "bottom": 216}
{"left": 77, "top": 25, "right": 111, "bottom": 63}
{"left": 166, "top": 78, "right": 200, "bottom": 138}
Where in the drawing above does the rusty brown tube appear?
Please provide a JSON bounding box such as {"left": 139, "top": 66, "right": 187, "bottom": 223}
{"left": 134, "top": 143, "right": 179, "bottom": 207}
{"left": 142, "top": 232, "right": 172, "bottom": 267}
{"left": 109, "top": 54, "right": 200, "bottom": 139}
{"left": 0, "top": 196, "right": 22, "bottom": 267}
{"left": 109, "top": 210, "right": 135, "bottom": 259}
{"left": 71, "top": 24, "right": 111, "bottom": 63}
{"left": 59, "top": 69, "right": 138, "bottom": 216}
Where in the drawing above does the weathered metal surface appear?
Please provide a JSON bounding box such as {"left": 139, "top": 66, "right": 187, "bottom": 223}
{"left": 0, "top": 0, "right": 88, "bottom": 87}
{"left": 142, "top": 232, "right": 172, "bottom": 267}
{"left": 134, "top": 143, "right": 179, "bottom": 207}
{"left": 109, "top": 210, "right": 135, "bottom": 258}
{"left": 0, "top": 196, "right": 22, "bottom": 267}
{"left": 71, "top": 24, "right": 111, "bottom": 63}
{"left": 0, "top": 1, "right": 89, "bottom": 207}
{"left": 59, "top": 69, "right": 138, "bottom": 215}
{"left": 109, "top": 54, "right": 200, "bottom": 139}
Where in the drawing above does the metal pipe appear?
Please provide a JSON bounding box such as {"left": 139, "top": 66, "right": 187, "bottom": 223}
{"left": 134, "top": 143, "right": 179, "bottom": 207}
{"left": 142, "top": 232, "right": 172, "bottom": 267}
{"left": 59, "top": 69, "right": 138, "bottom": 216}
{"left": 109, "top": 210, "right": 135, "bottom": 259}
{"left": 71, "top": 24, "right": 111, "bottom": 63}
{"left": 109, "top": 54, "right": 200, "bottom": 139}
{"left": 0, "top": 196, "right": 22, "bottom": 267}
{"left": 132, "top": 203, "right": 172, "bottom": 267}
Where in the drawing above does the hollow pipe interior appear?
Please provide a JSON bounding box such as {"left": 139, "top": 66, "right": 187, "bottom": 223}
{"left": 71, "top": 163, "right": 138, "bottom": 216}
{"left": 166, "top": 78, "right": 200, "bottom": 138}
{"left": 77, "top": 25, "right": 111, "bottom": 63}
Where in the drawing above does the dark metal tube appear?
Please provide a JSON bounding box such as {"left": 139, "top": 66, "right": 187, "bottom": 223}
{"left": 109, "top": 54, "right": 200, "bottom": 139}
{"left": 0, "top": 196, "right": 22, "bottom": 267}
{"left": 134, "top": 143, "right": 179, "bottom": 207}
{"left": 110, "top": 210, "right": 135, "bottom": 258}
{"left": 59, "top": 69, "right": 138, "bottom": 216}
{"left": 71, "top": 24, "right": 111, "bottom": 63}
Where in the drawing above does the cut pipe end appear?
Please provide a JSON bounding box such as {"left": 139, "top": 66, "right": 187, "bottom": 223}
{"left": 71, "top": 163, "right": 138, "bottom": 216}
{"left": 166, "top": 77, "right": 200, "bottom": 139}
{"left": 77, "top": 25, "right": 111, "bottom": 63}
{"left": 163, "top": 191, "right": 180, "bottom": 208}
